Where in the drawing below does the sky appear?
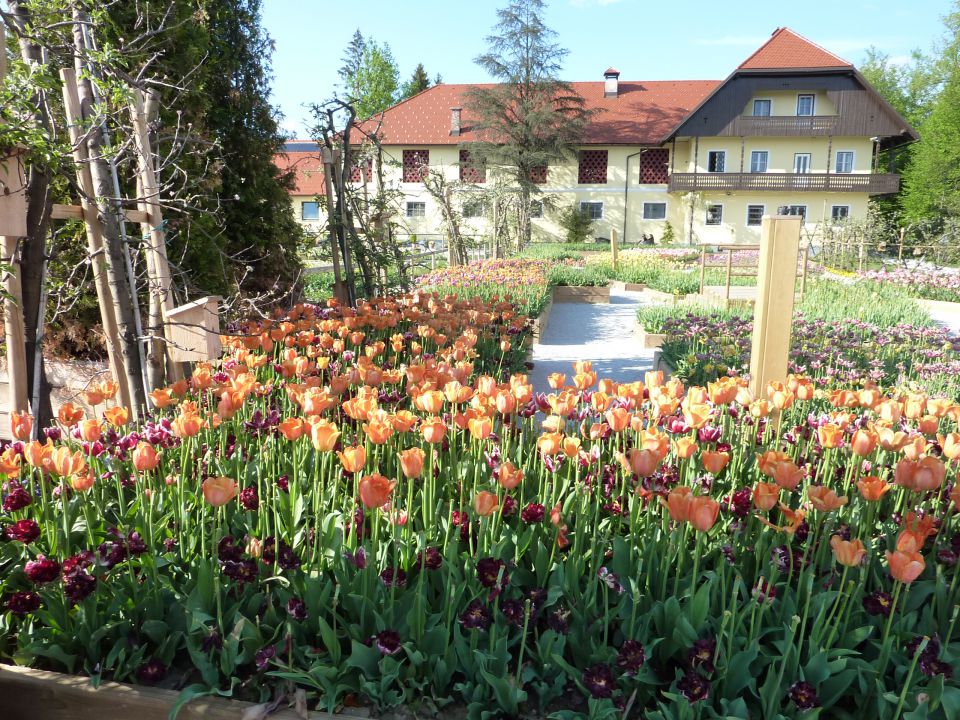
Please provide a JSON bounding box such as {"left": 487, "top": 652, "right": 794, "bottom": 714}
{"left": 261, "top": 0, "right": 952, "bottom": 137}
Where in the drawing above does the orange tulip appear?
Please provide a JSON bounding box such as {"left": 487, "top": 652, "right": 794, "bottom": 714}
{"left": 0, "top": 448, "right": 21, "bottom": 477}
{"left": 421, "top": 417, "right": 447, "bottom": 444}
{"left": 495, "top": 391, "right": 517, "bottom": 416}
{"left": 79, "top": 419, "right": 103, "bottom": 443}
{"left": 104, "top": 406, "right": 130, "bottom": 427}
{"left": 605, "top": 407, "right": 631, "bottom": 432}
{"left": 665, "top": 486, "right": 693, "bottom": 523}
{"left": 547, "top": 373, "right": 566, "bottom": 389}
{"left": 674, "top": 436, "right": 697, "bottom": 459}
{"left": 682, "top": 402, "right": 711, "bottom": 429}
{"left": 132, "top": 442, "right": 161, "bottom": 472}
{"left": 474, "top": 490, "right": 499, "bottom": 517}
{"left": 894, "top": 456, "right": 946, "bottom": 492}
{"left": 757, "top": 450, "right": 791, "bottom": 477}
{"left": 337, "top": 445, "right": 367, "bottom": 474}
{"left": 772, "top": 460, "right": 804, "bottom": 491}
{"left": 901, "top": 435, "right": 929, "bottom": 461}
{"left": 24, "top": 440, "right": 53, "bottom": 470}
{"left": 886, "top": 549, "right": 925, "bottom": 584}
{"left": 148, "top": 388, "right": 175, "bottom": 409}
{"left": 645, "top": 370, "right": 664, "bottom": 387}
{"left": 57, "top": 403, "right": 84, "bottom": 427}
{"left": 497, "top": 461, "right": 524, "bottom": 490}
{"left": 537, "top": 432, "right": 563, "bottom": 456}
{"left": 951, "top": 483, "right": 960, "bottom": 510}
{"left": 807, "top": 485, "right": 848, "bottom": 512}
{"left": 363, "top": 419, "right": 395, "bottom": 445}
{"left": 278, "top": 417, "right": 307, "bottom": 441}
{"left": 830, "top": 536, "right": 866, "bottom": 567}
{"left": 398, "top": 447, "right": 425, "bottom": 479}
{"left": 390, "top": 411, "right": 418, "bottom": 433}
{"left": 171, "top": 413, "right": 203, "bottom": 438}
{"left": 939, "top": 433, "right": 960, "bottom": 461}
{"left": 917, "top": 415, "right": 939, "bottom": 436}
{"left": 818, "top": 423, "right": 843, "bottom": 449}
{"left": 561, "top": 436, "right": 581, "bottom": 458}
{"left": 310, "top": 419, "right": 341, "bottom": 452}
{"left": 701, "top": 450, "right": 729, "bottom": 475}
{"left": 11, "top": 411, "right": 33, "bottom": 441}
{"left": 689, "top": 495, "right": 720, "bottom": 532}
{"left": 71, "top": 471, "right": 95, "bottom": 493}
{"left": 202, "top": 476, "right": 238, "bottom": 506}
{"left": 850, "top": 428, "right": 877, "bottom": 457}
{"left": 857, "top": 476, "right": 892, "bottom": 502}
{"left": 415, "top": 390, "right": 445, "bottom": 414}
{"left": 623, "top": 448, "right": 662, "bottom": 477}
{"left": 753, "top": 482, "right": 780, "bottom": 511}
{"left": 877, "top": 427, "right": 908, "bottom": 452}
{"left": 49, "top": 446, "right": 87, "bottom": 478}
{"left": 359, "top": 473, "right": 397, "bottom": 509}
{"left": 468, "top": 416, "right": 493, "bottom": 440}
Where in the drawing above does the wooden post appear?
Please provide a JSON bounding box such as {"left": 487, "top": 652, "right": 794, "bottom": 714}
{"left": 130, "top": 89, "right": 182, "bottom": 384}
{"left": 61, "top": 67, "right": 131, "bottom": 409}
{"left": 0, "top": 23, "right": 30, "bottom": 415}
{"left": 725, "top": 247, "right": 733, "bottom": 306}
{"left": 800, "top": 245, "right": 809, "bottom": 298}
{"left": 320, "top": 147, "right": 348, "bottom": 304}
{"left": 749, "top": 215, "right": 802, "bottom": 397}
{"left": 699, "top": 247, "right": 706, "bottom": 295}
{"left": 898, "top": 227, "right": 905, "bottom": 262}
{"left": 611, "top": 228, "right": 619, "bottom": 271}
{"left": 858, "top": 238, "right": 864, "bottom": 272}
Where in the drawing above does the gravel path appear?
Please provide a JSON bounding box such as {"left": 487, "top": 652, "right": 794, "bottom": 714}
{"left": 528, "top": 288, "right": 658, "bottom": 395}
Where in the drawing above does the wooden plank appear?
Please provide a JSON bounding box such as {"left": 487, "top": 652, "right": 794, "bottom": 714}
{"left": 749, "top": 215, "right": 802, "bottom": 397}
{"left": 0, "top": 664, "right": 343, "bottom": 720}
{"left": 52, "top": 203, "right": 150, "bottom": 224}
{"left": 61, "top": 67, "right": 131, "bottom": 410}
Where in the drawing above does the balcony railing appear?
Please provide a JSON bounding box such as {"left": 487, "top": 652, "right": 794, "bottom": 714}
{"left": 667, "top": 172, "right": 901, "bottom": 194}
{"left": 726, "top": 115, "right": 840, "bottom": 136}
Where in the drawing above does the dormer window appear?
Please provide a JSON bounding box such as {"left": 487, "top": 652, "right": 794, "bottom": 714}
{"left": 797, "top": 94, "right": 815, "bottom": 116}
{"left": 752, "top": 99, "right": 771, "bottom": 116}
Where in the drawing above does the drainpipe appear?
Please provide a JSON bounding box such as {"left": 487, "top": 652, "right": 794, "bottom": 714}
{"left": 622, "top": 149, "right": 649, "bottom": 246}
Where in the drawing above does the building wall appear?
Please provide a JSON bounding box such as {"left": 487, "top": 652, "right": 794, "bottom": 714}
{"left": 675, "top": 136, "right": 874, "bottom": 174}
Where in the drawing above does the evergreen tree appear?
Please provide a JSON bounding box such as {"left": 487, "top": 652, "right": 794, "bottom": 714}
{"left": 464, "top": 0, "right": 592, "bottom": 247}
{"left": 400, "top": 63, "right": 431, "bottom": 99}
{"left": 353, "top": 41, "right": 400, "bottom": 118}
{"left": 339, "top": 28, "right": 366, "bottom": 101}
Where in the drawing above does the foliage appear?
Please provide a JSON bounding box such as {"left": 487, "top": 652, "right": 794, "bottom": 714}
{"left": 547, "top": 264, "right": 609, "bottom": 287}
{"left": 463, "top": 0, "right": 593, "bottom": 247}
{"left": 353, "top": 41, "right": 401, "bottom": 119}
{"left": 661, "top": 221, "right": 677, "bottom": 245}
{"left": 556, "top": 203, "right": 594, "bottom": 244}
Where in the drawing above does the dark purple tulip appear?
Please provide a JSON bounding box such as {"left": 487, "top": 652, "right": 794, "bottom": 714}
{"left": 374, "top": 630, "right": 401, "bottom": 655}
{"left": 24, "top": 554, "right": 61, "bottom": 584}
{"left": 136, "top": 659, "right": 167, "bottom": 685}
{"left": 582, "top": 663, "right": 615, "bottom": 699}
{"left": 787, "top": 681, "right": 820, "bottom": 710}
{"left": 240, "top": 486, "right": 259, "bottom": 511}
{"left": 4, "top": 519, "right": 40, "bottom": 543}
{"left": 459, "top": 599, "right": 492, "bottom": 630}
{"left": 7, "top": 590, "right": 41, "bottom": 616}
{"left": 521, "top": 503, "right": 545, "bottom": 523}
{"left": 677, "top": 671, "right": 710, "bottom": 702}
{"left": 616, "top": 640, "right": 646, "bottom": 673}
{"left": 287, "top": 597, "right": 307, "bottom": 621}
{"left": 2, "top": 482, "right": 32, "bottom": 512}
{"left": 62, "top": 567, "right": 97, "bottom": 603}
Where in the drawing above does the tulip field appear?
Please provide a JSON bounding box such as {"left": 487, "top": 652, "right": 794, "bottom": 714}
{"left": 2, "top": 284, "right": 960, "bottom": 719}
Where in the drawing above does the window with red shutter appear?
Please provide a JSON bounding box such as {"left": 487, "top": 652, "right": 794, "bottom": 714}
{"left": 402, "top": 149, "right": 429, "bottom": 182}
{"left": 459, "top": 150, "right": 486, "bottom": 183}
{"left": 578, "top": 150, "right": 607, "bottom": 184}
{"left": 638, "top": 149, "right": 669, "bottom": 184}
{"left": 349, "top": 158, "right": 373, "bottom": 183}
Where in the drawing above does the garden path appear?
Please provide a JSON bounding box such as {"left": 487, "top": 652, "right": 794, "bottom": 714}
{"left": 528, "top": 287, "right": 657, "bottom": 394}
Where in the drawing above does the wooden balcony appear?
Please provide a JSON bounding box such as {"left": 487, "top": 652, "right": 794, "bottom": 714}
{"left": 723, "top": 115, "right": 840, "bottom": 136}
{"left": 667, "top": 172, "right": 901, "bottom": 194}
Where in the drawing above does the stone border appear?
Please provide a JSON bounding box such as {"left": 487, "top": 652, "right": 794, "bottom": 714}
{"left": 532, "top": 298, "right": 553, "bottom": 341}
{"left": 633, "top": 321, "right": 666, "bottom": 349}
{"left": 609, "top": 281, "right": 646, "bottom": 292}
{"left": 552, "top": 285, "right": 610, "bottom": 304}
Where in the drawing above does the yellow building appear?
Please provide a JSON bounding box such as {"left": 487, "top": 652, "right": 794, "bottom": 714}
{"left": 279, "top": 28, "right": 916, "bottom": 246}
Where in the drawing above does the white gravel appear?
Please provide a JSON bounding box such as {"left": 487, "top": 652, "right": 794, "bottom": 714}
{"left": 528, "top": 288, "right": 658, "bottom": 395}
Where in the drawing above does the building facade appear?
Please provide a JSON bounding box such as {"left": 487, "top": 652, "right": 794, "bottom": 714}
{"left": 276, "top": 28, "right": 916, "bottom": 246}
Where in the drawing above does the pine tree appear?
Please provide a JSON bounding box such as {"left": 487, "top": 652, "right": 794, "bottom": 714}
{"left": 400, "top": 63, "right": 431, "bottom": 99}
{"left": 339, "top": 29, "right": 366, "bottom": 101}
{"left": 464, "top": 0, "right": 592, "bottom": 248}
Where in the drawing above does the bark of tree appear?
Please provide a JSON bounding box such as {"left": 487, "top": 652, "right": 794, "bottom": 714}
{"left": 7, "top": 1, "right": 54, "bottom": 427}
{"left": 72, "top": 7, "right": 146, "bottom": 415}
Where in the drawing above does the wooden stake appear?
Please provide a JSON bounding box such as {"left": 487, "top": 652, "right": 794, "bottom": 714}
{"left": 130, "top": 88, "right": 182, "bottom": 384}
{"left": 749, "top": 215, "right": 802, "bottom": 397}
{"left": 60, "top": 67, "right": 131, "bottom": 409}
{"left": 610, "top": 228, "right": 619, "bottom": 271}
{"left": 0, "top": 23, "right": 30, "bottom": 415}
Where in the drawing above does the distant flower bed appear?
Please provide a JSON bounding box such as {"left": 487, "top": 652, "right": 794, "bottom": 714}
{"left": 860, "top": 267, "right": 960, "bottom": 302}
{"left": 417, "top": 259, "right": 551, "bottom": 316}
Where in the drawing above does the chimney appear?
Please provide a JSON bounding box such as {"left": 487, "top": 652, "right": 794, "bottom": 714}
{"left": 450, "top": 107, "right": 462, "bottom": 136}
{"left": 604, "top": 68, "right": 620, "bottom": 98}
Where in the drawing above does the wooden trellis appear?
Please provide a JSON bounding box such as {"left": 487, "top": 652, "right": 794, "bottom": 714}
{"left": 0, "top": 27, "right": 212, "bottom": 427}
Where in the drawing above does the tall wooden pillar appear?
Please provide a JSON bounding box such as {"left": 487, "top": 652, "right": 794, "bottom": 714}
{"left": 749, "top": 215, "right": 802, "bottom": 397}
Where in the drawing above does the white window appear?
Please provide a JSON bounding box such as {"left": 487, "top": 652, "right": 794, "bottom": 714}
{"left": 746, "top": 205, "right": 765, "bottom": 226}
{"left": 705, "top": 204, "right": 723, "bottom": 226}
{"left": 642, "top": 202, "right": 667, "bottom": 220}
{"left": 779, "top": 205, "right": 807, "bottom": 220}
{"left": 753, "top": 99, "right": 772, "bottom": 116}
{"left": 530, "top": 200, "right": 543, "bottom": 219}
{"left": 797, "top": 94, "right": 815, "bottom": 116}
{"left": 406, "top": 202, "right": 426, "bottom": 218}
{"left": 793, "top": 153, "right": 812, "bottom": 174}
{"left": 831, "top": 205, "right": 850, "bottom": 222}
{"left": 835, "top": 151, "right": 854, "bottom": 174}
{"left": 750, "top": 151, "right": 769, "bottom": 173}
{"left": 301, "top": 201, "right": 319, "bottom": 221}
{"left": 580, "top": 202, "right": 603, "bottom": 220}
{"left": 707, "top": 150, "right": 726, "bottom": 173}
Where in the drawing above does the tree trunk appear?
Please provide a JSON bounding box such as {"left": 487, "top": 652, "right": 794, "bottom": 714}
{"left": 72, "top": 8, "right": 146, "bottom": 416}
{"left": 519, "top": 185, "right": 531, "bottom": 250}
{"left": 8, "top": 1, "right": 54, "bottom": 428}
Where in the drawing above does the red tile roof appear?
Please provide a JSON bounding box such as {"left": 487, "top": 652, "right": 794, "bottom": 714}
{"left": 739, "top": 27, "right": 852, "bottom": 70}
{"left": 354, "top": 80, "right": 720, "bottom": 146}
{"left": 275, "top": 149, "right": 325, "bottom": 195}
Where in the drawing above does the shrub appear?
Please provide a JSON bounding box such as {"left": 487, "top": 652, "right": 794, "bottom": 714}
{"left": 557, "top": 203, "right": 595, "bottom": 244}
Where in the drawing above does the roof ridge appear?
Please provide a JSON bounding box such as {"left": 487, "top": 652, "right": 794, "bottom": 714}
{"left": 738, "top": 26, "right": 852, "bottom": 70}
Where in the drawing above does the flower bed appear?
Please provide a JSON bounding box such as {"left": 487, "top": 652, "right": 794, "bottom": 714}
{"left": 2, "top": 293, "right": 960, "bottom": 718}
{"left": 416, "top": 258, "right": 551, "bottom": 318}
{"left": 859, "top": 267, "right": 960, "bottom": 303}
